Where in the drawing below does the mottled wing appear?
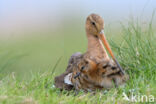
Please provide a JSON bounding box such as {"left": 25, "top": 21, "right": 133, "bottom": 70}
{"left": 54, "top": 52, "right": 83, "bottom": 91}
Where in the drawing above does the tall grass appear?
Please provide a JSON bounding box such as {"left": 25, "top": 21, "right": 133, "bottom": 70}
{"left": 110, "top": 16, "right": 156, "bottom": 99}
{"left": 0, "top": 50, "right": 26, "bottom": 79}
{"left": 111, "top": 14, "right": 156, "bottom": 76}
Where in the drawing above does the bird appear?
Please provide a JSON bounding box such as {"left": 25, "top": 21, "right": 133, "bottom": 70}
{"left": 70, "top": 58, "right": 128, "bottom": 92}
{"left": 83, "top": 13, "right": 125, "bottom": 75}
{"left": 54, "top": 13, "right": 128, "bottom": 92}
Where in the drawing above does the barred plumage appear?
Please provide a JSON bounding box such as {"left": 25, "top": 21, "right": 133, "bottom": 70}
{"left": 70, "top": 57, "right": 128, "bottom": 92}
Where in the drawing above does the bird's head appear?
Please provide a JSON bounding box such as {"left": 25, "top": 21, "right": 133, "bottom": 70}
{"left": 86, "top": 13, "right": 104, "bottom": 36}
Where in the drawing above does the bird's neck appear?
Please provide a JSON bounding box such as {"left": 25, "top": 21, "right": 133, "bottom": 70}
{"left": 86, "top": 33, "right": 109, "bottom": 60}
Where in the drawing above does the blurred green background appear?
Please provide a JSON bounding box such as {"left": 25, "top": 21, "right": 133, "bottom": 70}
{"left": 0, "top": 0, "right": 156, "bottom": 80}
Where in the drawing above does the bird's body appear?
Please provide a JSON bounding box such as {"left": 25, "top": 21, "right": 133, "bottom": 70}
{"left": 54, "top": 13, "right": 128, "bottom": 92}
{"left": 54, "top": 52, "right": 82, "bottom": 91}
{"left": 70, "top": 57, "right": 128, "bottom": 92}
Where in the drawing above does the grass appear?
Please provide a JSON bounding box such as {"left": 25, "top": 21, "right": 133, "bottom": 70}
{"left": 0, "top": 18, "right": 156, "bottom": 104}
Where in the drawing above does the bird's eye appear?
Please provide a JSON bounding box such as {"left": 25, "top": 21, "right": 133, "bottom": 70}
{"left": 81, "top": 66, "right": 85, "bottom": 70}
{"left": 111, "top": 66, "right": 117, "bottom": 70}
{"left": 91, "top": 22, "right": 95, "bottom": 26}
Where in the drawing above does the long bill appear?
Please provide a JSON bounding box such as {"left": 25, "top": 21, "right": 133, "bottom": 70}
{"left": 98, "top": 30, "right": 125, "bottom": 75}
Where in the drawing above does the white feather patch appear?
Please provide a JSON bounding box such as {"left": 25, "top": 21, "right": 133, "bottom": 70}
{"left": 64, "top": 73, "right": 73, "bottom": 85}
